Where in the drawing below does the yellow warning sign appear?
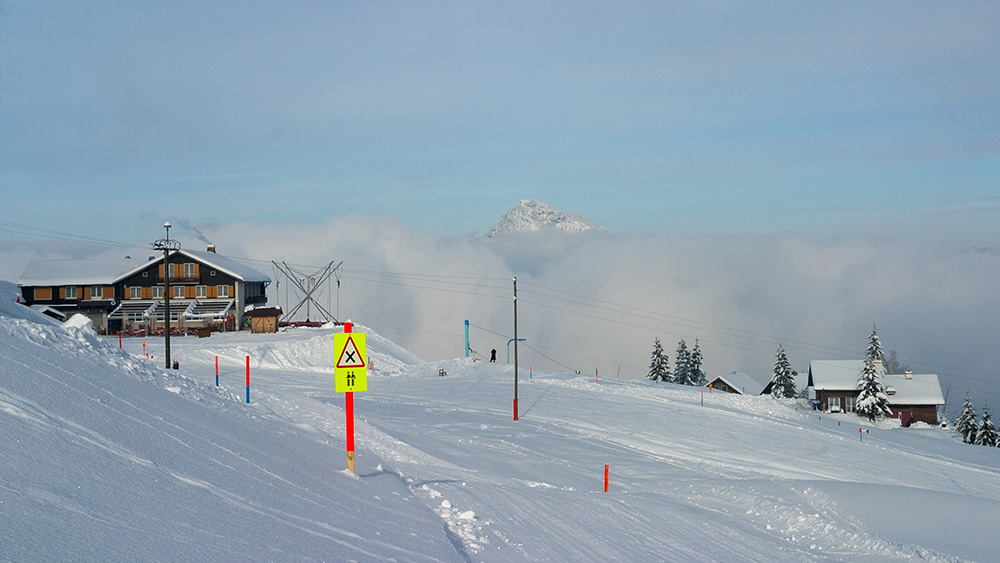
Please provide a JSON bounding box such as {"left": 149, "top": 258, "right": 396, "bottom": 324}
{"left": 334, "top": 332, "right": 368, "bottom": 392}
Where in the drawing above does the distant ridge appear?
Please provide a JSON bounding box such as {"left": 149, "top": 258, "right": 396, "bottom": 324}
{"left": 483, "top": 199, "right": 606, "bottom": 239}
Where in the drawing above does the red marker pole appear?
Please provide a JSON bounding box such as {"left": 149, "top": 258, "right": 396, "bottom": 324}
{"left": 245, "top": 355, "right": 250, "bottom": 403}
{"left": 604, "top": 464, "right": 609, "bottom": 493}
{"left": 215, "top": 356, "right": 219, "bottom": 387}
{"left": 344, "top": 322, "right": 356, "bottom": 473}
{"left": 119, "top": 332, "right": 122, "bottom": 349}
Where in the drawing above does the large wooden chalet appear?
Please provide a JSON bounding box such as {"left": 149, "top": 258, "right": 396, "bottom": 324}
{"left": 807, "top": 360, "right": 944, "bottom": 426}
{"left": 17, "top": 246, "right": 270, "bottom": 334}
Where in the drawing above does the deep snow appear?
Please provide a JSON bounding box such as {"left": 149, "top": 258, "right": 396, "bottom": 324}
{"left": 3, "top": 281, "right": 1000, "bottom": 562}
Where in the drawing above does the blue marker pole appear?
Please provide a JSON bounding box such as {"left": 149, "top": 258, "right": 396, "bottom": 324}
{"left": 215, "top": 356, "right": 219, "bottom": 387}
{"left": 860, "top": 427, "right": 863, "bottom": 442}
{"left": 464, "top": 320, "right": 470, "bottom": 358}
{"left": 245, "top": 355, "right": 250, "bottom": 404}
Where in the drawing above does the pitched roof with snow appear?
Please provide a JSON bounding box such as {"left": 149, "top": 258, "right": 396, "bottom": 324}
{"left": 882, "top": 373, "right": 945, "bottom": 406}
{"left": 808, "top": 360, "right": 864, "bottom": 391}
{"left": 18, "top": 259, "right": 137, "bottom": 286}
{"left": 19, "top": 249, "right": 270, "bottom": 287}
{"left": 808, "top": 359, "right": 944, "bottom": 406}
{"left": 708, "top": 372, "right": 765, "bottom": 395}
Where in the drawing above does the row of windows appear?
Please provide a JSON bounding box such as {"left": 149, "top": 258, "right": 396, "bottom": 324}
{"left": 128, "top": 285, "right": 230, "bottom": 299}
{"left": 34, "top": 286, "right": 108, "bottom": 301}
{"left": 32, "top": 285, "right": 230, "bottom": 301}
{"left": 163, "top": 263, "right": 216, "bottom": 279}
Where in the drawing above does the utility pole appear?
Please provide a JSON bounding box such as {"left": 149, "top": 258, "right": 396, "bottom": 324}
{"left": 513, "top": 276, "right": 518, "bottom": 421}
{"left": 153, "top": 222, "right": 179, "bottom": 370}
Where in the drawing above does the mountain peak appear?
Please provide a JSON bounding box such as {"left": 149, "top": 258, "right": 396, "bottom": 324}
{"left": 484, "top": 199, "right": 606, "bottom": 239}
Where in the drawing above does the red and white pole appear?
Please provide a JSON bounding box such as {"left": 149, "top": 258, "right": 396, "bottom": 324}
{"left": 344, "top": 321, "right": 356, "bottom": 473}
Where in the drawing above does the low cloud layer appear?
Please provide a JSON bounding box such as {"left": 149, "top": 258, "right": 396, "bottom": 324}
{"left": 3, "top": 216, "right": 997, "bottom": 416}
{"left": 203, "top": 218, "right": 999, "bottom": 416}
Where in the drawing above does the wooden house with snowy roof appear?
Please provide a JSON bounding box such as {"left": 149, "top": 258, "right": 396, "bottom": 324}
{"left": 17, "top": 246, "right": 270, "bottom": 334}
{"left": 706, "top": 372, "right": 765, "bottom": 395}
{"left": 806, "top": 360, "right": 944, "bottom": 426}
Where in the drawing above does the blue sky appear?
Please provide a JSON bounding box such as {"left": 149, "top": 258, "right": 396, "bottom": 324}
{"left": 2, "top": 1, "right": 999, "bottom": 244}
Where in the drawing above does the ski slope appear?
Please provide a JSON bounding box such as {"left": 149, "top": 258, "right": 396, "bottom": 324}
{"left": 3, "top": 283, "right": 999, "bottom": 561}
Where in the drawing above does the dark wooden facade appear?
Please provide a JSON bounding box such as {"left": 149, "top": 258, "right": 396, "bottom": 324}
{"left": 18, "top": 249, "right": 269, "bottom": 334}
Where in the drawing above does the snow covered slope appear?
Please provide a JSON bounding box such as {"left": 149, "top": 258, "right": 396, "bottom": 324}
{"left": 484, "top": 199, "right": 607, "bottom": 239}
{"left": 4, "top": 283, "right": 1000, "bottom": 561}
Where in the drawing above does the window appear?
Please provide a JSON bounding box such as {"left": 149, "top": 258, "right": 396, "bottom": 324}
{"left": 168, "top": 265, "right": 176, "bottom": 279}
{"left": 35, "top": 287, "right": 52, "bottom": 300}
{"left": 184, "top": 263, "right": 195, "bottom": 278}
{"left": 90, "top": 286, "right": 103, "bottom": 299}
{"left": 845, "top": 396, "right": 855, "bottom": 413}
{"left": 126, "top": 312, "right": 145, "bottom": 323}
{"left": 196, "top": 285, "right": 207, "bottom": 299}
{"left": 174, "top": 285, "right": 185, "bottom": 299}
{"left": 152, "top": 286, "right": 163, "bottom": 299}
{"left": 130, "top": 286, "right": 142, "bottom": 299}
{"left": 829, "top": 396, "right": 841, "bottom": 412}
{"left": 142, "top": 271, "right": 149, "bottom": 278}
{"left": 217, "top": 285, "right": 229, "bottom": 298}
{"left": 210, "top": 270, "right": 217, "bottom": 277}
{"left": 65, "top": 286, "right": 77, "bottom": 299}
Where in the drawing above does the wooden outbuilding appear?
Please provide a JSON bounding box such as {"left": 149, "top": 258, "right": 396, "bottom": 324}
{"left": 246, "top": 307, "right": 283, "bottom": 334}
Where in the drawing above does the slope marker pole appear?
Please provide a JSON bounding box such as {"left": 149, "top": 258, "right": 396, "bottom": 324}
{"left": 245, "top": 356, "right": 250, "bottom": 403}
{"left": 604, "top": 464, "right": 609, "bottom": 493}
{"left": 345, "top": 321, "right": 356, "bottom": 473}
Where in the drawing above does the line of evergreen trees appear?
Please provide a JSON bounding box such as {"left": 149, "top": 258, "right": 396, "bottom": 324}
{"left": 953, "top": 394, "right": 999, "bottom": 447}
{"left": 646, "top": 337, "right": 706, "bottom": 386}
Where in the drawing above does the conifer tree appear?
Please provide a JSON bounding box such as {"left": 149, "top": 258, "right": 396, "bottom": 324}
{"left": 674, "top": 340, "right": 691, "bottom": 385}
{"left": 770, "top": 344, "right": 796, "bottom": 398}
{"left": 690, "top": 339, "right": 706, "bottom": 386}
{"left": 855, "top": 325, "right": 891, "bottom": 422}
{"left": 975, "top": 401, "right": 998, "bottom": 447}
{"left": 647, "top": 337, "right": 670, "bottom": 382}
{"left": 954, "top": 394, "right": 978, "bottom": 444}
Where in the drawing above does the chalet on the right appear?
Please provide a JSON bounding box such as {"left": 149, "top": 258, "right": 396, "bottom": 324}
{"left": 807, "top": 360, "right": 945, "bottom": 426}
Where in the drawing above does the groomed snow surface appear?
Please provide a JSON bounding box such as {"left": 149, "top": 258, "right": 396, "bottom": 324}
{"left": 3, "top": 284, "right": 999, "bottom": 561}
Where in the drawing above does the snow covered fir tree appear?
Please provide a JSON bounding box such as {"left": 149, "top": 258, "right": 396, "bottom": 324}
{"left": 855, "top": 325, "right": 892, "bottom": 423}
{"left": 670, "top": 339, "right": 705, "bottom": 386}
{"left": 690, "top": 340, "right": 706, "bottom": 386}
{"left": 647, "top": 337, "right": 670, "bottom": 382}
{"left": 954, "top": 394, "right": 978, "bottom": 444}
{"left": 770, "top": 344, "right": 796, "bottom": 398}
{"left": 974, "top": 401, "right": 998, "bottom": 447}
{"left": 673, "top": 340, "right": 690, "bottom": 385}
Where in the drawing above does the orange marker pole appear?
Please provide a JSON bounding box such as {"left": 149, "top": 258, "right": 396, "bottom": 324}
{"left": 604, "top": 464, "right": 609, "bottom": 492}
{"left": 344, "top": 322, "right": 356, "bottom": 473}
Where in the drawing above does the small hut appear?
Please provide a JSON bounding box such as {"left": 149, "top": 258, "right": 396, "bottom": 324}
{"left": 246, "top": 307, "right": 282, "bottom": 334}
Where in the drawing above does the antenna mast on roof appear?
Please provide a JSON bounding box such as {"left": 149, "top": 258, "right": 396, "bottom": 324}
{"left": 271, "top": 260, "right": 342, "bottom": 324}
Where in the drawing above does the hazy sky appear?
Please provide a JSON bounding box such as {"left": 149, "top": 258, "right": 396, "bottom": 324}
{"left": 2, "top": 1, "right": 999, "bottom": 244}
{"left": 2, "top": 3, "right": 999, "bottom": 414}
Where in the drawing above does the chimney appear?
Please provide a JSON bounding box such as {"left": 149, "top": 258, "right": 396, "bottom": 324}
{"left": 207, "top": 244, "right": 216, "bottom": 253}
{"left": 874, "top": 359, "right": 884, "bottom": 374}
{"left": 905, "top": 370, "right": 913, "bottom": 379}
